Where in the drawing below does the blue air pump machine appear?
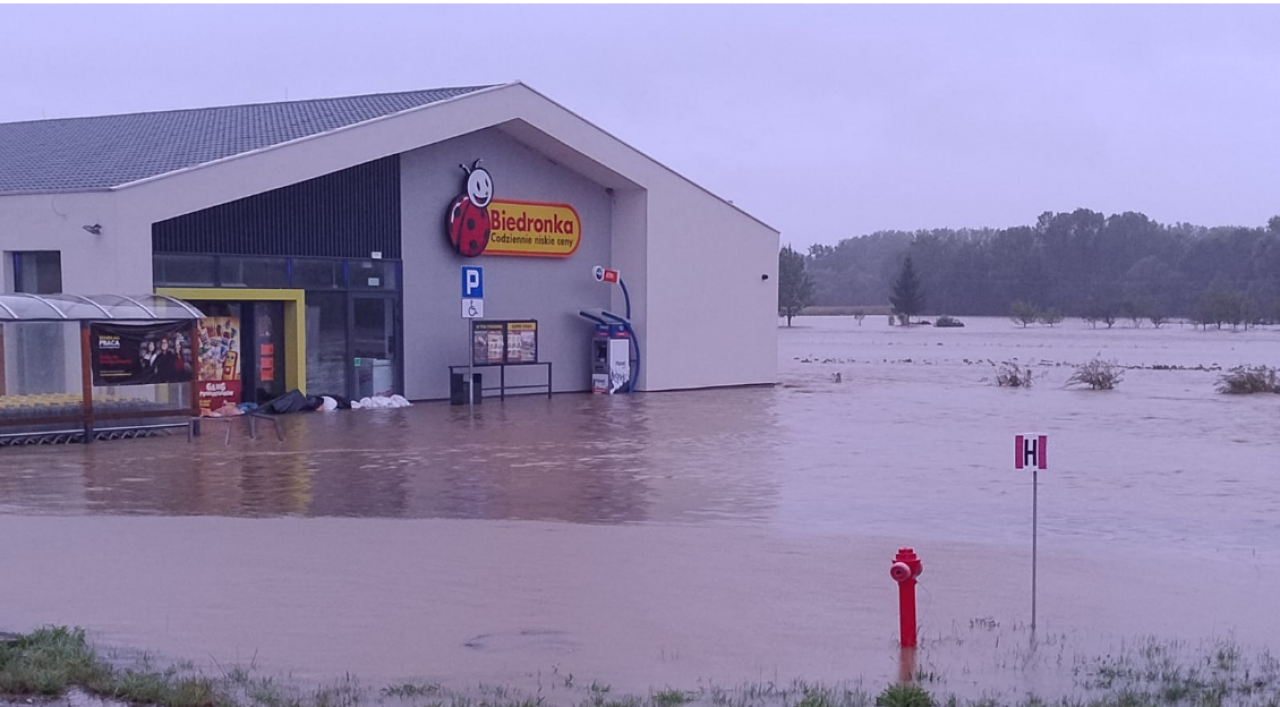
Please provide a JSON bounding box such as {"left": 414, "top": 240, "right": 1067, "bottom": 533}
{"left": 579, "top": 266, "right": 641, "bottom": 394}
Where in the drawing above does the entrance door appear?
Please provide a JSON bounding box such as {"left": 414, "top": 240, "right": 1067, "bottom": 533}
{"left": 349, "top": 295, "right": 402, "bottom": 400}
{"left": 249, "top": 302, "right": 286, "bottom": 404}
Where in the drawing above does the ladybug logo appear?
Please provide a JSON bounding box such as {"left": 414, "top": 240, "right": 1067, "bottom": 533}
{"left": 447, "top": 159, "right": 494, "bottom": 257}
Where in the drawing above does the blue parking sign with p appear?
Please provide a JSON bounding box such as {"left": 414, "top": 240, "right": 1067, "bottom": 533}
{"left": 462, "top": 266, "right": 484, "bottom": 299}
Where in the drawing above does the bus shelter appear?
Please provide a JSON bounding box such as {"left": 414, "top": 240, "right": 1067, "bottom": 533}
{"left": 0, "top": 293, "right": 204, "bottom": 445}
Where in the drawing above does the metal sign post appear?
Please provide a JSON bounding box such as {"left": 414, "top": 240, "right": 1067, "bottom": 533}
{"left": 462, "top": 267, "right": 485, "bottom": 416}
{"left": 468, "top": 318, "right": 474, "bottom": 416}
{"left": 1015, "top": 433, "right": 1047, "bottom": 631}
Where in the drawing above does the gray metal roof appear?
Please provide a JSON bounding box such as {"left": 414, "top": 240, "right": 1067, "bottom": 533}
{"left": 0, "top": 86, "right": 495, "bottom": 195}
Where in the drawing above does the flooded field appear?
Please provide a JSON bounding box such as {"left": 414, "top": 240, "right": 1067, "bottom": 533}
{"left": 2, "top": 317, "right": 1278, "bottom": 701}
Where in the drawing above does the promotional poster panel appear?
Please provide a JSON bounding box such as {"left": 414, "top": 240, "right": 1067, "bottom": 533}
{"left": 196, "top": 317, "right": 242, "bottom": 412}
{"left": 505, "top": 322, "right": 538, "bottom": 363}
{"left": 90, "top": 322, "right": 194, "bottom": 386}
{"left": 472, "top": 322, "right": 506, "bottom": 366}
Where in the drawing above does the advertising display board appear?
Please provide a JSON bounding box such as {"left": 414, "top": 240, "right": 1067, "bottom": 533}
{"left": 90, "top": 322, "right": 195, "bottom": 386}
{"left": 196, "top": 317, "right": 242, "bottom": 412}
{"left": 471, "top": 320, "right": 539, "bottom": 366}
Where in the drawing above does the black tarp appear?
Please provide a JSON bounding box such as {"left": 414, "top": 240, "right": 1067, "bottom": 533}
{"left": 258, "top": 390, "right": 324, "bottom": 415}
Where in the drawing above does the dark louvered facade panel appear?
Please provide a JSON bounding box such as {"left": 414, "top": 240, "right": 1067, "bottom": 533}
{"left": 152, "top": 156, "right": 401, "bottom": 259}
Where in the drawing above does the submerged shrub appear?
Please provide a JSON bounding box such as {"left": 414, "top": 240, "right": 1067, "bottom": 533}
{"left": 1067, "top": 358, "right": 1124, "bottom": 390}
{"left": 994, "top": 361, "right": 1036, "bottom": 388}
{"left": 1216, "top": 365, "right": 1279, "bottom": 394}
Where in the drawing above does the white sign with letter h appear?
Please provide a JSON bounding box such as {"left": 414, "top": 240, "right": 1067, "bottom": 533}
{"left": 1015, "top": 433, "right": 1048, "bottom": 471}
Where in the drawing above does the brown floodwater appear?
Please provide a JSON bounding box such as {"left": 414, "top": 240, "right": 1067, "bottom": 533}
{"left": 1, "top": 318, "right": 1278, "bottom": 699}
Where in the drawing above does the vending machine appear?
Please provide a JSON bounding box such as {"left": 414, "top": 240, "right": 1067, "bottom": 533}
{"left": 591, "top": 324, "right": 631, "bottom": 394}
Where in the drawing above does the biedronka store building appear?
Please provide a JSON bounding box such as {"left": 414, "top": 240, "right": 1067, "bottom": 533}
{"left": 0, "top": 82, "right": 779, "bottom": 414}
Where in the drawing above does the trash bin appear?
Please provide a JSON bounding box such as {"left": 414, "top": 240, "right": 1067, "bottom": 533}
{"left": 449, "top": 372, "right": 482, "bottom": 406}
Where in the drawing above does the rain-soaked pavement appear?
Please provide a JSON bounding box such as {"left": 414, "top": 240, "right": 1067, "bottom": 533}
{"left": 1, "top": 317, "right": 1278, "bottom": 698}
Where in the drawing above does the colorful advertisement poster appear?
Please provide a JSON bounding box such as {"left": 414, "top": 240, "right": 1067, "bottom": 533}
{"left": 90, "top": 322, "right": 194, "bottom": 386}
{"left": 196, "top": 317, "right": 242, "bottom": 412}
{"left": 472, "top": 322, "right": 506, "bottom": 365}
{"left": 505, "top": 322, "right": 538, "bottom": 363}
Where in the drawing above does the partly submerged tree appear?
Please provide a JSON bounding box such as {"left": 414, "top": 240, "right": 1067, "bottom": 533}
{"left": 889, "top": 256, "right": 925, "bottom": 323}
{"left": 1198, "top": 290, "right": 1248, "bottom": 331}
{"left": 1009, "top": 300, "right": 1039, "bottom": 328}
{"left": 1086, "top": 299, "right": 1119, "bottom": 329}
{"left": 1120, "top": 299, "right": 1151, "bottom": 328}
{"left": 1039, "top": 308, "right": 1064, "bottom": 327}
{"left": 777, "top": 245, "right": 814, "bottom": 327}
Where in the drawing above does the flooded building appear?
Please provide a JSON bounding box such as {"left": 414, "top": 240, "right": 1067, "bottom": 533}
{"left": 0, "top": 83, "right": 779, "bottom": 402}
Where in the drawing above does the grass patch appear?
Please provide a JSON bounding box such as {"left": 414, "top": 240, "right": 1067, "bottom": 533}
{"left": 799, "top": 306, "right": 893, "bottom": 317}
{"left": 0, "top": 626, "right": 114, "bottom": 696}
{"left": 382, "top": 681, "right": 443, "bottom": 699}
{"left": 0, "top": 627, "right": 236, "bottom": 707}
{"left": 6, "top": 627, "right": 1280, "bottom": 707}
{"left": 875, "top": 684, "right": 933, "bottom": 707}
{"left": 652, "top": 689, "right": 691, "bottom": 707}
{"left": 312, "top": 674, "right": 366, "bottom": 707}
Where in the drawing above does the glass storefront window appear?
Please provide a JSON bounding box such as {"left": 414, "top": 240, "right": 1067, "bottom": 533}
{"left": 352, "top": 296, "right": 398, "bottom": 398}
{"left": 292, "top": 259, "right": 344, "bottom": 290}
{"left": 154, "top": 254, "right": 217, "bottom": 287}
{"left": 305, "top": 291, "right": 348, "bottom": 396}
{"left": 219, "top": 257, "right": 289, "bottom": 289}
{"left": 348, "top": 260, "right": 398, "bottom": 290}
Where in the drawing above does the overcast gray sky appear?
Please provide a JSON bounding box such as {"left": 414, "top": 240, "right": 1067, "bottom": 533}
{"left": 2, "top": 4, "right": 1277, "bottom": 245}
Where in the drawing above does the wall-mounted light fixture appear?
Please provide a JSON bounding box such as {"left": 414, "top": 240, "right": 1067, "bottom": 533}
{"left": 82, "top": 224, "right": 102, "bottom": 235}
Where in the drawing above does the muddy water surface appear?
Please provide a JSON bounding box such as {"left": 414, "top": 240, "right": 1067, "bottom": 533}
{"left": 1, "top": 317, "right": 1278, "bottom": 698}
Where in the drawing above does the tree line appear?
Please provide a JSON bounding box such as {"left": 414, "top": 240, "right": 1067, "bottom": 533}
{"left": 794, "top": 209, "right": 1280, "bottom": 325}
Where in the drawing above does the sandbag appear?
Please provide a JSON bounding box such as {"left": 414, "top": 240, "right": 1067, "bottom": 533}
{"left": 353, "top": 394, "right": 412, "bottom": 410}
{"left": 389, "top": 395, "right": 412, "bottom": 408}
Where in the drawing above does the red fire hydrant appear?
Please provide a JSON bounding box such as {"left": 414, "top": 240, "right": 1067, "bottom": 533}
{"left": 890, "top": 547, "right": 923, "bottom": 648}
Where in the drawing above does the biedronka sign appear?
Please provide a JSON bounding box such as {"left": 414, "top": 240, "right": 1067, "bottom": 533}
{"left": 446, "top": 160, "right": 582, "bottom": 258}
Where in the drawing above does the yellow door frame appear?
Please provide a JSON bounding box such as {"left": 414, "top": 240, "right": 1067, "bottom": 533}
{"left": 157, "top": 288, "right": 307, "bottom": 394}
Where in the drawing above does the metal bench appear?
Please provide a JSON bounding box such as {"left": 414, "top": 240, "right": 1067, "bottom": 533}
{"left": 188, "top": 412, "right": 284, "bottom": 445}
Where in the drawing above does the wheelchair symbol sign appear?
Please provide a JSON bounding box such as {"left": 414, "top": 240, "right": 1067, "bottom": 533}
{"left": 462, "top": 298, "right": 485, "bottom": 319}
